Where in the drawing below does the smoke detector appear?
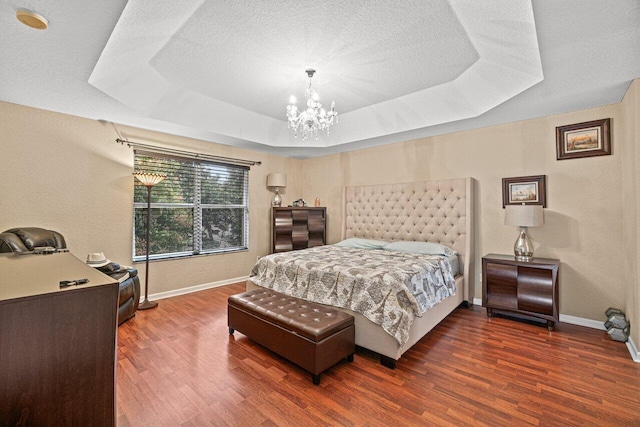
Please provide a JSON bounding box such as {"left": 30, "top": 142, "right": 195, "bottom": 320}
{"left": 16, "top": 9, "right": 48, "bottom": 30}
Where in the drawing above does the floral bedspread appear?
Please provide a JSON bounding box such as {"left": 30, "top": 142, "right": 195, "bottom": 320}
{"left": 248, "top": 245, "right": 456, "bottom": 345}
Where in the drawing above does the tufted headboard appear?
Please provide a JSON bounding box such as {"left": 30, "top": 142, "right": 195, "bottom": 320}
{"left": 342, "top": 177, "right": 474, "bottom": 302}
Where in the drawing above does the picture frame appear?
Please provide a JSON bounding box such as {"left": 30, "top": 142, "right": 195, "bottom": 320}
{"left": 502, "top": 175, "right": 546, "bottom": 208}
{"left": 556, "top": 118, "right": 611, "bottom": 160}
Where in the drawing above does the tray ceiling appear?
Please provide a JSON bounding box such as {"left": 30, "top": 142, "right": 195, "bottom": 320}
{"left": 1, "top": 0, "right": 639, "bottom": 157}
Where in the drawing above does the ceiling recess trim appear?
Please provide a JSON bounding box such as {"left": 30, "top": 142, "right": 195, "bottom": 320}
{"left": 89, "top": 0, "right": 542, "bottom": 149}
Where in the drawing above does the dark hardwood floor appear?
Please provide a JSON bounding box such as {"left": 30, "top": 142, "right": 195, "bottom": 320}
{"left": 116, "top": 283, "right": 640, "bottom": 426}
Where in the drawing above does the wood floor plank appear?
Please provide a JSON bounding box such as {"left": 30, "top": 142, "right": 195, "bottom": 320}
{"left": 116, "top": 283, "right": 640, "bottom": 426}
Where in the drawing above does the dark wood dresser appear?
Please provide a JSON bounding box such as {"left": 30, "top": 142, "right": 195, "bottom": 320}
{"left": 272, "top": 207, "right": 326, "bottom": 253}
{"left": 482, "top": 253, "right": 559, "bottom": 331}
{"left": 0, "top": 252, "right": 119, "bottom": 426}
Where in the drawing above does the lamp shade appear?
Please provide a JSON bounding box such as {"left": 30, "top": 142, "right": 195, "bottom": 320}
{"left": 505, "top": 204, "right": 544, "bottom": 227}
{"left": 267, "top": 173, "right": 287, "bottom": 188}
{"left": 133, "top": 172, "right": 167, "bottom": 187}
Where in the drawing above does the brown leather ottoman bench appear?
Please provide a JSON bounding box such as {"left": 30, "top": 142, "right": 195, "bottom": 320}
{"left": 228, "top": 288, "right": 355, "bottom": 385}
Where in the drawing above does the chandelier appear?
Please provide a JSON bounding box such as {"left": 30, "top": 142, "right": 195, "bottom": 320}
{"left": 286, "top": 69, "right": 338, "bottom": 141}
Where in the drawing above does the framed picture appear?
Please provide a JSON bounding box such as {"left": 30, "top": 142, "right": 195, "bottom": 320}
{"left": 556, "top": 118, "right": 611, "bottom": 160}
{"left": 502, "top": 175, "right": 546, "bottom": 207}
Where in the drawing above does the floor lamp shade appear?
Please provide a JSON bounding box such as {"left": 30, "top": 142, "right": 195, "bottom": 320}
{"left": 504, "top": 204, "right": 544, "bottom": 261}
{"left": 267, "top": 173, "right": 287, "bottom": 207}
{"left": 132, "top": 172, "right": 167, "bottom": 187}
{"left": 133, "top": 171, "right": 167, "bottom": 310}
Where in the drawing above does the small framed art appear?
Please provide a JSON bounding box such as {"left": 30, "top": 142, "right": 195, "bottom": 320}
{"left": 556, "top": 118, "right": 611, "bottom": 160}
{"left": 502, "top": 175, "right": 546, "bottom": 207}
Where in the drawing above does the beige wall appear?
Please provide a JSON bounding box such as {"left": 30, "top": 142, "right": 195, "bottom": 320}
{"left": 2, "top": 79, "right": 638, "bottom": 328}
{"left": 301, "top": 103, "right": 627, "bottom": 321}
{"left": 0, "top": 101, "right": 302, "bottom": 294}
{"left": 621, "top": 79, "right": 640, "bottom": 345}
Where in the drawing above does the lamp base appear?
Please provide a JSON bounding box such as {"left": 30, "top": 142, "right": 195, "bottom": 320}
{"left": 513, "top": 226, "right": 535, "bottom": 261}
{"left": 272, "top": 188, "right": 282, "bottom": 207}
{"left": 138, "top": 299, "right": 158, "bottom": 310}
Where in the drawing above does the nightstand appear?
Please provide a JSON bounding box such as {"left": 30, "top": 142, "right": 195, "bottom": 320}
{"left": 482, "top": 254, "right": 559, "bottom": 331}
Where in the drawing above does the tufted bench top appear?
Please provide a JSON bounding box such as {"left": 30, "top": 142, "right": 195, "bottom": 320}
{"left": 228, "top": 288, "right": 354, "bottom": 342}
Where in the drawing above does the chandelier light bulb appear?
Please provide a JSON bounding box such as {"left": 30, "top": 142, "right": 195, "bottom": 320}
{"left": 286, "top": 69, "right": 338, "bottom": 141}
{"left": 289, "top": 95, "right": 297, "bottom": 104}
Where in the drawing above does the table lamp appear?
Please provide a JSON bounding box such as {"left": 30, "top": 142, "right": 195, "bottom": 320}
{"left": 267, "top": 173, "right": 286, "bottom": 207}
{"left": 504, "top": 204, "right": 544, "bottom": 261}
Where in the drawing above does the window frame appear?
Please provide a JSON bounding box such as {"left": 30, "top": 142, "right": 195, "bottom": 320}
{"left": 132, "top": 151, "right": 250, "bottom": 262}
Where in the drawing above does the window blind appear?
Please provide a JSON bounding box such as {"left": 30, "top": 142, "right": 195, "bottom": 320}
{"left": 133, "top": 150, "right": 249, "bottom": 260}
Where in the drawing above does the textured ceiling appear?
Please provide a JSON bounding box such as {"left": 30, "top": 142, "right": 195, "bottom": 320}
{"left": 0, "top": 0, "right": 639, "bottom": 158}
{"left": 149, "top": 0, "right": 479, "bottom": 118}
{"left": 88, "top": 0, "right": 542, "bottom": 149}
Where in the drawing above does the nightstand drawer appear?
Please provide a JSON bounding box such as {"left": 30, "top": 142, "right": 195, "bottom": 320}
{"left": 518, "top": 289, "right": 554, "bottom": 315}
{"left": 518, "top": 266, "right": 554, "bottom": 292}
{"left": 486, "top": 263, "right": 517, "bottom": 287}
{"left": 517, "top": 266, "right": 554, "bottom": 314}
{"left": 485, "top": 263, "right": 517, "bottom": 309}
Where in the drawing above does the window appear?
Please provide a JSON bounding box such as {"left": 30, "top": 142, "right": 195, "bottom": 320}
{"left": 133, "top": 151, "right": 249, "bottom": 261}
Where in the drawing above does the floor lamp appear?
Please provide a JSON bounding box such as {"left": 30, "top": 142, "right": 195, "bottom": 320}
{"left": 133, "top": 171, "right": 167, "bottom": 310}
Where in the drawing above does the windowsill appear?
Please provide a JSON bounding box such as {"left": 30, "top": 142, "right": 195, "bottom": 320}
{"left": 132, "top": 247, "right": 249, "bottom": 264}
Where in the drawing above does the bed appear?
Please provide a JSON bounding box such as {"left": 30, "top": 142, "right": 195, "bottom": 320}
{"left": 247, "top": 177, "right": 475, "bottom": 367}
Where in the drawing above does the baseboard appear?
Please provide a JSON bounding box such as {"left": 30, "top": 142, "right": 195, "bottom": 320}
{"left": 558, "top": 314, "right": 606, "bottom": 330}
{"left": 144, "top": 276, "right": 248, "bottom": 302}
{"left": 473, "top": 298, "right": 640, "bottom": 362}
{"left": 627, "top": 337, "right": 640, "bottom": 363}
{"left": 473, "top": 298, "right": 606, "bottom": 330}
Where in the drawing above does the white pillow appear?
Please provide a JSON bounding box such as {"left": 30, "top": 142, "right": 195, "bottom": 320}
{"left": 334, "top": 238, "right": 387, "bottom": 250}
{"left": 383, "top": 241, "right": 457, "bottom": 256}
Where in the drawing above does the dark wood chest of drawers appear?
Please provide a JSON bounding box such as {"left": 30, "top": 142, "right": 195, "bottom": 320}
{"left": 272, "top": 207, "right": 326, "bottom": 253}
{"left": 0, "top": 252, "right": 119, "bottom": 425}
{"left": 482, "top": 253, "right": 559, "bottom": 331}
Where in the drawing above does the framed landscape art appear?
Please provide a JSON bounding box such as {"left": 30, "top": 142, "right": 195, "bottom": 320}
{"left": 502, "top": 175, "right": 546, "bottom": 207}
{"left": 556, "top": 118, "right": 611, "bottom": 160}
